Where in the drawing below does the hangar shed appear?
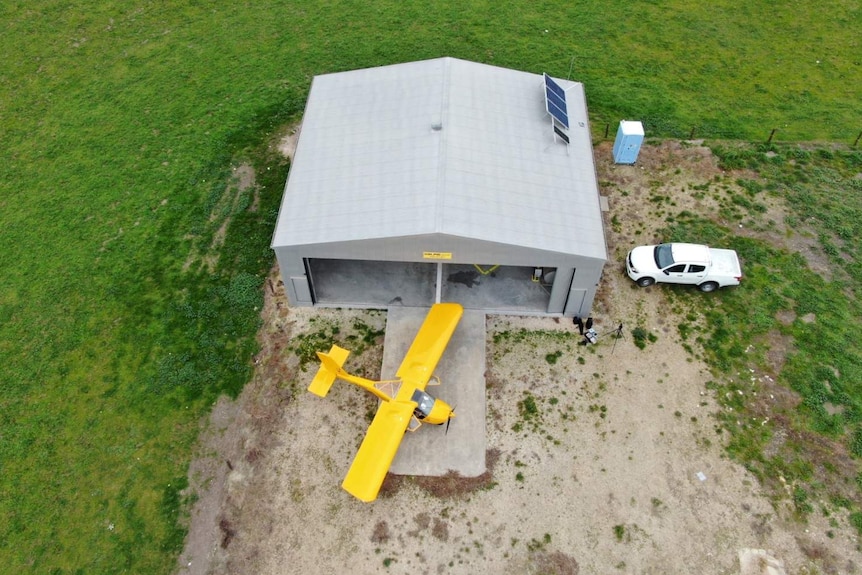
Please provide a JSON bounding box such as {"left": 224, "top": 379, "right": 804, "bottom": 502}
{"left": 272, "top": 57, "right": 607, "bottom": 316}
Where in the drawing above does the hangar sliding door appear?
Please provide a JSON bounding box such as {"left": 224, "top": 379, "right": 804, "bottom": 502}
{"left": 307, "top": 259, "right": 436, "bottom": 307}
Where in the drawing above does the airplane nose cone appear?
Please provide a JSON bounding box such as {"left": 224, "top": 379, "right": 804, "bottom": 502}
{"left": 426, "top": 398, "right": 454, "bottom": 425}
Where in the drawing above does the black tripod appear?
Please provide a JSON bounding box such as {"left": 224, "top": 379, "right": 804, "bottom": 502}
{"left": 606, "top": 323, "right": 625, "bottom": 353}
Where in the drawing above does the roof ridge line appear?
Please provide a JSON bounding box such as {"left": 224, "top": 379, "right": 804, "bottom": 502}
{"left": 434, "top": 58, "right": 452, "bottom": 233}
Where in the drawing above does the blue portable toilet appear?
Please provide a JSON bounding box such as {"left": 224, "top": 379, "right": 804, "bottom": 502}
{"left": 612, "top": 120, "right": 644, "bottom": 164}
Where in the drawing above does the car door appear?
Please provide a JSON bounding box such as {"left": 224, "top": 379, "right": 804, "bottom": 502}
{"left": 686, "top": 264, "right": 707, "bottom": 283}
{"left": 661, "top": 263, "right": 689, "bottom": 284}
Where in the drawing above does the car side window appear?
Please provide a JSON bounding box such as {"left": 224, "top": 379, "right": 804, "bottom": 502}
{"left": 688, "top": 264, "right": 706, "bottom": 273}
{"left": 666, "top": 264, "right": 686, "bottom": 273}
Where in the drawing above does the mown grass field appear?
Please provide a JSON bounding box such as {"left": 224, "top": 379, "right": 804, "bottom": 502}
{"left": 0, "top": 1, "right": 860, "bottom": 572}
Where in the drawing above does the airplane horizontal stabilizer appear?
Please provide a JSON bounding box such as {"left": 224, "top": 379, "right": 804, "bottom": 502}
{"left": 308, "top": 345, "right": 350, "bottom": 397}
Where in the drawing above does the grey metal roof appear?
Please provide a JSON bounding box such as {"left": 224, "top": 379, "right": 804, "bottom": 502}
{"left": 272, "top": 57, "right": 606, "bottom": 261}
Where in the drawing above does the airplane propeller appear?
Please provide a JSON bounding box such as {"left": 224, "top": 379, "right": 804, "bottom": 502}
{"left": 445, "top": 408, "right": 456, "bottom": 435}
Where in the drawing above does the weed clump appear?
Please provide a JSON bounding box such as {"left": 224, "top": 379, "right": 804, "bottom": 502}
{"left": 631, "top": 327, "right": 649, "bottom": 349}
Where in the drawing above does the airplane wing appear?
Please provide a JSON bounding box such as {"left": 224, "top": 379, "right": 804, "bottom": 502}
{"left": 395, "top": 303, "right": 463, "bottom": 391}
{"left": 341, "top": 400, "right": 415, "bottom": 502}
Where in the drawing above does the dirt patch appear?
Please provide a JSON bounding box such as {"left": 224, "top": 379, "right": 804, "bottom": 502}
{"left": 177, "top": 141, "right": 862, "bottom": 574}
{"left": 276, "top": 123, "right": 301, "bottom": 160}
{"left": 404, "top": 448, "right": 500, "bottom": 499}
{"left": 183, "top": 163, "right": 259, "bottom": 273}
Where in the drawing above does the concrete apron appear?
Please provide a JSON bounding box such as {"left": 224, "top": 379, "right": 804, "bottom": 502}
{"left": 383, "top": 307, "right": 487, "bottom": 477}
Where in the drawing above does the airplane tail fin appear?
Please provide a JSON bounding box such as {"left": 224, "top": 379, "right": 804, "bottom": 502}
{"left": 308, "top": 345, "right": 351, "bottom": 397}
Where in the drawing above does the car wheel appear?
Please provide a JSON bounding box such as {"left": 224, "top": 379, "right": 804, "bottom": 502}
{"left": 698, "top": 281, "right": 718, "bottom": 293}
{"left": 637, "top": 277, "right": 655, "bottom": 287}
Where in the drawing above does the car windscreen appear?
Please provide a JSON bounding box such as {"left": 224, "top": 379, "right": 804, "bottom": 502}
{"left": 654, "top": 244, "right": 674, "bottom": 268}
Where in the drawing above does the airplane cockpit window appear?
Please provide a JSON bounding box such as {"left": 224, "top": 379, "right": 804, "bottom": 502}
{"left": 411, "top": 389, "right": 435, "bottom": 419}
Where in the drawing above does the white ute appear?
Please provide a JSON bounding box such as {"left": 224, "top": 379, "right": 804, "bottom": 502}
{"left": 626, "top": 243, "right": 742, "bottom": 292}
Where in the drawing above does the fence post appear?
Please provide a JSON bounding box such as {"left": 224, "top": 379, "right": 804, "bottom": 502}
{"left": 604, "top": 123, "right": 609, "bottom": 139}
{"left": 767, "top": 129, "right": 777, "bottom": 145}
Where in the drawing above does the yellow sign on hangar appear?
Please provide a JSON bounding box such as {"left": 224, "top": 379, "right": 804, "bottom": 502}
{"left": 422, "top": 251, "right": 452, "bottom": 260}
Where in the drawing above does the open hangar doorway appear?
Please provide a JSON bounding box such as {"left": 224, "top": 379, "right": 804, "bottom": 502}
{"left": 306, "top": 259, "right": 437, "bottom": 308}
{"left": 305, "top": 259, "right": 563, "bottom": 315}
{"left": 441, "top": 263, "right": 554, "bottom": 314}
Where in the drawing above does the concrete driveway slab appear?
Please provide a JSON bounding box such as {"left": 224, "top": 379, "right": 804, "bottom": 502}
{"left": 383, "top": 307, "right": 487, "bottom": 477}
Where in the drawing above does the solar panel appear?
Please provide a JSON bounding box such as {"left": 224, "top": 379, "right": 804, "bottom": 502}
{"left": 544, "top": 73, "right": 566, "bottom": 99}
{"left": 553, "top": 124, "right": 570, "bottom": 144}
{"left": 544, "top": 73, "right": 569, "bottom": 128}
{"left": 546, "top": 91, "right": 568, "bottom": 125}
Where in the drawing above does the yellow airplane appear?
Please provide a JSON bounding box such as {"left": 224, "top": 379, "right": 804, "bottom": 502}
{"left": 308, "top": 302, "right": 464, "bottom": 502}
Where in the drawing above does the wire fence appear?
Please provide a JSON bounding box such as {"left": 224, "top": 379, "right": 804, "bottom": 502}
{"left": 592, "top": 117, "right": 862, "bottom": 148}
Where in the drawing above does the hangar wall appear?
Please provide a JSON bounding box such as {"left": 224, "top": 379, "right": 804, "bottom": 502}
{"left": 273, "top": 233, "right": 603, "bottom": 317}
